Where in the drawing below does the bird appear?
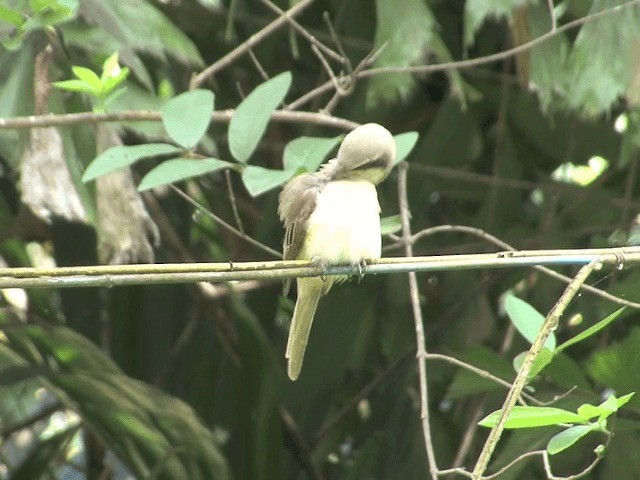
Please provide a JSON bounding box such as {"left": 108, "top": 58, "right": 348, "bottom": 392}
{"left": 278, "top": 123, "right": 396, "bottom": 380}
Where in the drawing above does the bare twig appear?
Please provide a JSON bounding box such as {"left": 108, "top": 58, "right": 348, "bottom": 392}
{"left": 402, "top": 225, "right": 640, "bottom": 310}
{"left": 247, "top": 48, "right": 270, "bottom": 81}
{"left": 361, "top": 0, "right": 640, "bottom": 77}
{"left": 0, "top": 109, "right": 359, "bottom": 131}
{"left": 190, "top": 0, "right": 315, "bottom": 88}
{"left": 547, "top": 0, "right": 557, "bottom": 31}
{"left": 398, "top": 162, "right": 439, "bottom": 479}
{"left": 171, "top": 185, "right": 280, "bottom": 258}
{"left": 223, "top": 170, "right": 246, "bottom": 235}
{"left": 258, "top": 0, "right": 344, "bottom": 64}
{"left": 471, "top": 261, "right": 599, "bottom": 479}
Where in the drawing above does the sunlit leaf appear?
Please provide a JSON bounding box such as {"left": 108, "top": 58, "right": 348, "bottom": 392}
{"left": 82, "top": 144, "right": 180, "bottom": 182}
{"left": 479, "top": 406, "right": 584, "bottom": 429}
{"left": 161, "top": 89, "right": 214, "bottom": 149}
{"left": 283, "top": 135, "right": 341, "bottom": 172}
{"left": 0, "top": 5, "right": 25, "bottom": 27}
{"left": 53, "top": 79, "right": 100, "bottom": 96}
{"left": 242, "top": 165, "right": 296, "bottom": 197}
{"left": 512, "top": 347, "right": 554, "bottom": 377}
{"left": 393, "top": 131, "right": 419, "bottom": 165}
{"left": 229, "top": 72, "right": 292, "bottom": 163}
{"left": 71, "top": 66, "right": 102, "bottom": 90}
{"left": 138, "top": 157, "right": 233, "bottom": 191}
{"left": 556, "top": 308, "right": 625, "bottom": 353}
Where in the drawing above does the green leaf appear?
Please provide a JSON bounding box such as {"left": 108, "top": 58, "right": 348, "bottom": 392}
{"left": 53, "top": 79, "right": 100, "bottom": 96}
{"left": 101, "top": 67, "right": 130, "bottom": 96}
{"left": 82, "top": 143, "right": 180, "bottom": 182}
{"left": 587, "top": 327, "right": 640, "bottom": 408}
{"left": 562, "top": 0, "right": 640, "bottom": 113}
{"left": 242, "top": 165, "right": 296, "bottom": 197}
{"left": 577, "top": 392, "right": 635, "bottom": 421}
{"left": 504, "top": 293, "right": 556, "bottom": 351}
{"left": 512, "top": 347, "right": 554, "bottom": 377}
{"left": 464, "top": 0, "right": 529, "bottom": 47}
{"left": 229, "top": 71, "right": 292, "bottom": 163}
{"left": 547, "top": 425, "right": 596, "bottom": 455}
{"left": 367, "top": 0, "right": 436, "bottom": 107}
{"left": 71, "top": 65, "right": 103, "bottom": 90}
{"left": 479, "top": 406, "right": 584, "bottom": 429}
{"left": 556, "top": 308, "right": 625, "bottom": 353}
{"left": 0, "top": 5, "right": 25, "bottom": 27}
{"left": 393, "top": 131, "right": 419, "bottom": 165}
{"left": 161, "top": 89, "right": 214, "bottom": 149}
{"left": 380, "top": 214, "right": 402, "bottom": 235}
{"left": 283, "top": 135, "right": 342, "bottom": 172}
{"left": 138, "top": 157, "right": 233, "bottom": 191}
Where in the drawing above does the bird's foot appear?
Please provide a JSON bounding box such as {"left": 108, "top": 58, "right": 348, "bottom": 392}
{"left": 352, "top": 259, "right": 368, "bottom": 282}
{"left": 311, "top": 256, "right": 331, "bottom": 282}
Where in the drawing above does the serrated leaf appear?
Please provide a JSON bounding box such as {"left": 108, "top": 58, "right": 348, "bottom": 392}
{"left": 242, "top": 165, "right": 296, "bottom": 197}
{"left": 229, "top": 72, "right": 292, "bottom": 163}
{"left": 556, "top": 308, "right": 625, "bottom": 353}
{"left": 367, "top": 0, "right": 435, "bottom": 107}
{"left": 547, "top": 425, "right": 595, "bottom": 455}
{"left": 504, "top": 293, "right": 556, "bottom": 351}
{"left": 161, "top": 89, "right": 214, "bottom": 149}
{"left": 393, "top": 131, "right": 419, "bottom": 165}
{"left": 138, "top": 157, "right": 233, "bottom": 191}
{"left": 479, "top": 406, "right": 584, "bottom": 429}
{"left": 464, "top": 0, "right": 529, "bottom": 47}
{"left": 562, "top": 0, "right": 640, "bottom": 113}
{"left": 82, "top": 143, "right": 179, "bottom": 182}
{"left": 283, "top": 135, "right": 342, "bottom": 172}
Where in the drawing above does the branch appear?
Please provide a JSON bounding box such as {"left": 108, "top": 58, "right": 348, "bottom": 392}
{"left": 1, "top": 247, "right": 640, "bottom": 289}
{"left": 190, "top": 0, "right": 315, "bottom": 88}
{"left": 0, "top": 109, "right": 359, "bottom": 131}
{"left": 471, "top": 261, "right": 599, "bottom": 479}
{"left": 398, "top": 162, "right": 439, "bottom": 479}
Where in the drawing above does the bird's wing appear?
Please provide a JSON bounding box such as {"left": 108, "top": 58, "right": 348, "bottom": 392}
{"left": 278, "top": 172, "right": 324, "bottom": 261}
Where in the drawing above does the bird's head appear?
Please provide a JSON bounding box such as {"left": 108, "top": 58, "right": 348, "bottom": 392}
{"left": 334, "top": 123, "right": 396, "bottom": 185}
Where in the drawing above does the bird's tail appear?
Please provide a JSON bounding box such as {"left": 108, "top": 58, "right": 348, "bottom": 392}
{"left": 286, "top": 277, "right": 327, "bottom": 380}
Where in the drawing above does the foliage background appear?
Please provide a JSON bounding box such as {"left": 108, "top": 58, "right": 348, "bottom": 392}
{"left": 2, "top": 0, "right": 640, "bottom": 479}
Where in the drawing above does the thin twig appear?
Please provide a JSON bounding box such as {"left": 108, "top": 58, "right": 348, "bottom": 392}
{"left": 403, "top": 225, "right": 640, "bottom": 309}
{"left": 360, "top": 0, "right": 640, "bottom": 77}
{"left": 258, "top": 0, "right": 345, "bottom": 64}
{"left": 171, "top": 185, "right": 280, "bottom": 258}
{"left": 223, "top": 170, "right": 246, "bottom": 235}
{"left": 398, "top": 162, "right": 439, "bottom": 479}
{"left": 247, "top": 48, "right": 270, "bottom": 81}
{"left": 471, "top": 261, "right": 599, "bottom": 479}
{"left": 190, "top": 0, "right": 315, "bottom": 88}
{"left": 547, "top": 0, "right": 557, "bottom": 31}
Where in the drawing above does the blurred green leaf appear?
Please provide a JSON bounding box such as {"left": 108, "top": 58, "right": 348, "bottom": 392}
{"left": 82, "top": 143, "right": 180, "bottom": 182}
{"left": 242, "top": 165, "right": 295, "bottom": 197}
{"left": 282, "top": 135, "right": 341, "bottom": 172}
{"left": 512, "top": 347, "right": 554, "bottom": 377}
{"left": 367, "top": 0, "right": 436, "bottom": 107}
{"left": 71, "top": 65, "right": 102, "bottom": 90}
{"left": 229, "top": 71, "right": 292, "bottom": 163}
{"left": 53, "top": 79, "right": 100, "bottom": 96}
{"left": 547, "top": 425, "right": 596, "bottom": 455}
{"left": 563, "top": 0, "right": 640, "bottom": 113}
{"left": 587, "top": 327, "right": 640, "bottom": 408}
{"left": 577, "top": 392, "right": 635, "bottom": 421}
{"left": 3, "top": 322, "right": 233, "bottom": 480}
{"left": 10, "top": 425, "right": 80, "bottom": 480}
{"left": 380, "top": 214, "right": 402, "bottom": 235}
{"left": 479, "top": 406, "right": 584, "bottom": 429}
{"left": 393, "top": 131, "right": 419, "bottom": 165}
{"left": 504, "top": 293, "right": 556, "bottom": 351}
{"left": 162, "top": 89, "right": 214, "bottom": 149}
{"left": 0, "top": 5, "right": 25, "bottom": 26}
{"left": 138, "top": 157, "right": 233, "bottom": 191}
{"left": 464, "top": 0, "right": 529, "bottom": 47}
{"left": 556, "top": 308, "right": 625, "bottom": 353}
